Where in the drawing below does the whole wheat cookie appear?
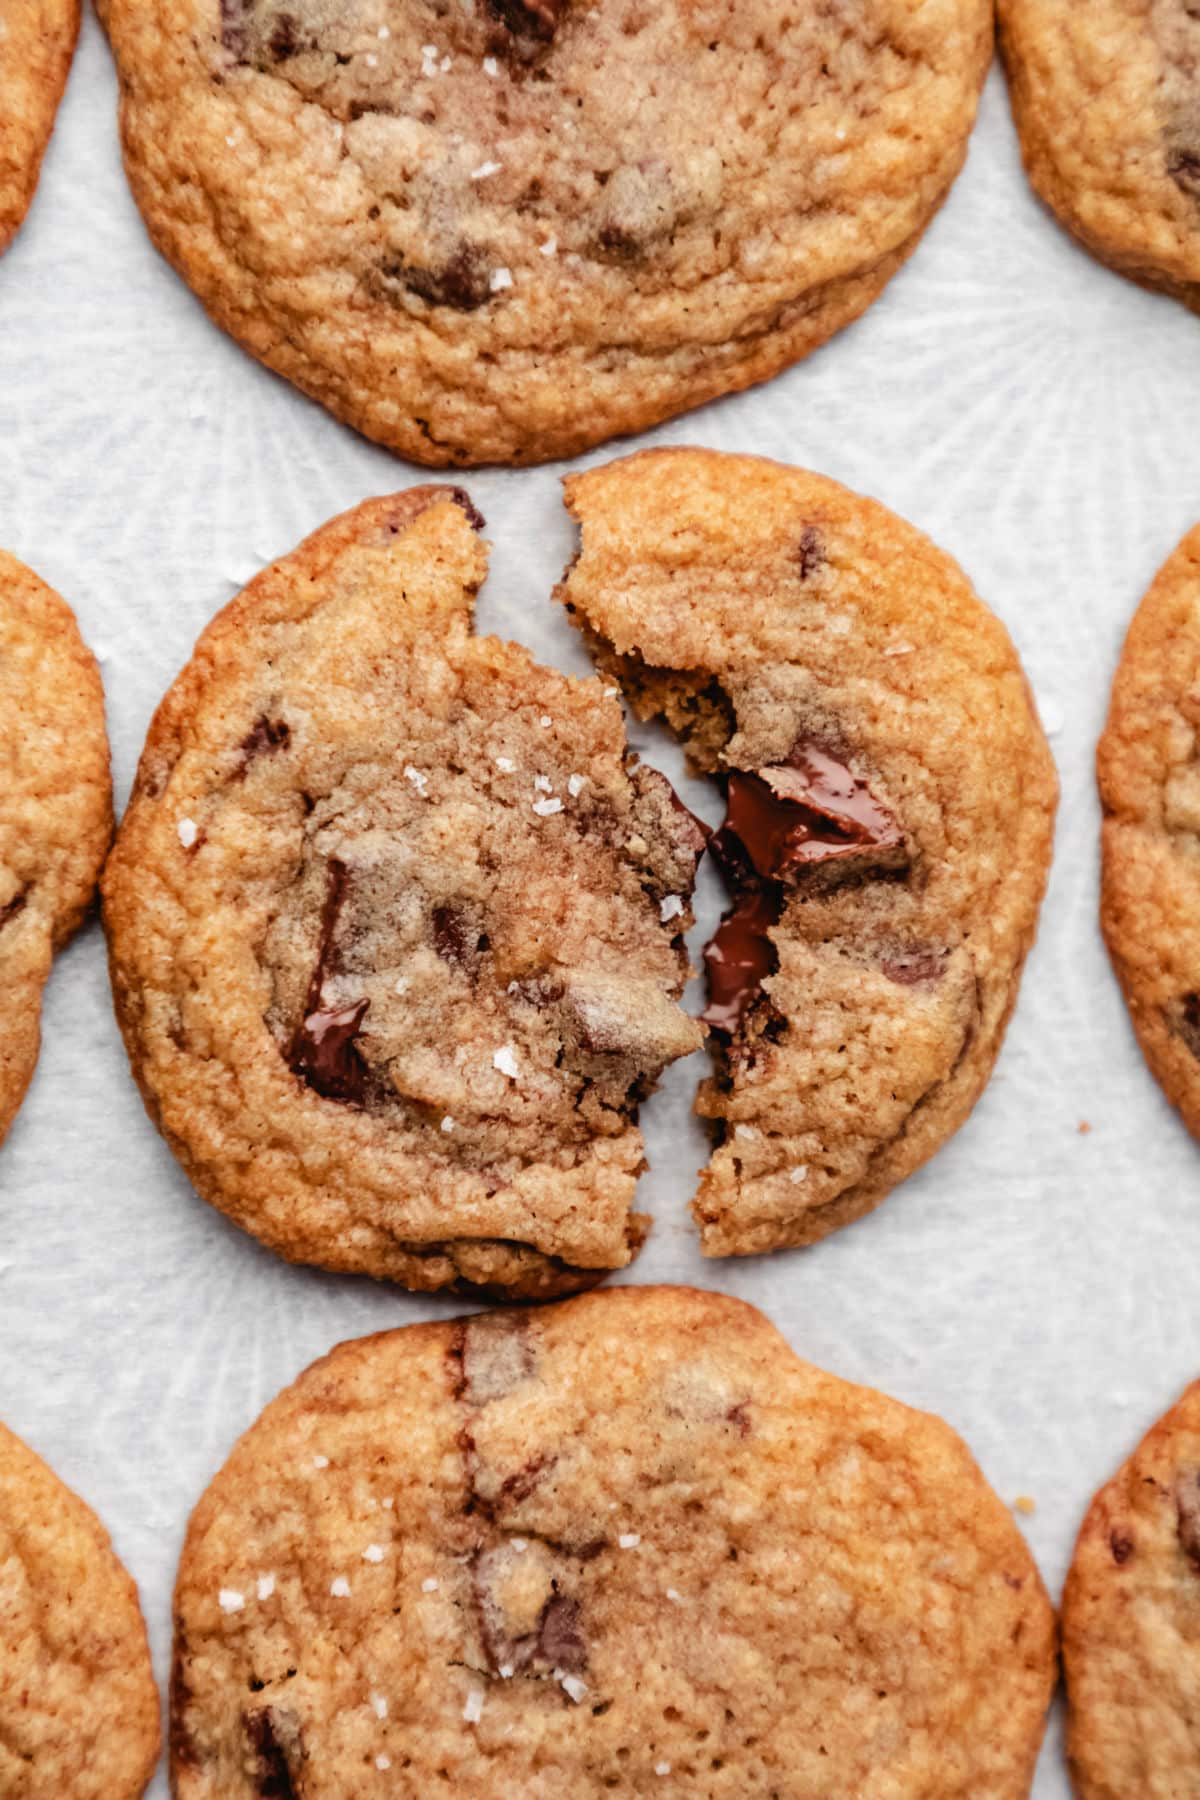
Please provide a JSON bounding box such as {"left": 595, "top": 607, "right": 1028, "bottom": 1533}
{"left": 0, "top": 0, "right": 80, "bottom": 253}
{"left": 170, "top": 1285, "right": 1056, "bottom": 1797}
{"left": 1099, "top": 526, "right": 1200, "bottom": 1138}
{"left": 0, "top": 552, "right": 112, "bottom": 1146}
{"left": 1062, "top": 1378, "right": 1200, "bottom": 1797}
{"left": 98, "top": 0, "right": 992, "bottom": 467}
{"left": 0, "top": 1419, "right": 160, "bottom": 1797}
{"left": 558, "top": 449, "right": 1057, "bottom": 1258}
{"left": 103, "top": 487, "right": 705, "bottom": 1298}
{"left": 998, "top": 0, "right": 1200, "bottom": 313}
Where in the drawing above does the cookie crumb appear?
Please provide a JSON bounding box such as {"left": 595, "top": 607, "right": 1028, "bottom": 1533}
{"left": 218, "top": 1588, "right": 244, "bottom": 1613}
{"left": 330, "top": 1576, "right": 352, "bottom": 1597}
{"left": 256, "top": 1574, "right": 275, "bottom": 1600}
{"left": 463, "top": 1687, "right": 485, "bottom": 1725}
{"left": 532, "top": 796, "right": 563, "bottom": 817}
{"left": 660, "top": 894, "right": 684, "bottom": 922}
{"left": 1014, "top": 1496, "right": 1036, "bottom": 1517}
{"left": 490, "top": 267, "right": 514, "bottom": 293}
{"left": 1078, "top": 1120, "right": 1092, "bottom": 1135}
{"left": 493, "top": 1045, "right": 520, "bottom": 1078}
{"left": 177, "top": 817, "right": 198, "bottom": 848}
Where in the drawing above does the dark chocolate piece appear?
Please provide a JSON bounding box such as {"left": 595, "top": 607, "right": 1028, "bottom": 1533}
{"left": 724, "top": 744, "right": 902, "bottom": 883}
{"left": 700, "top": 887, "right": 781, "bottom": 1033}
{"left": 1169, "top": 147, "right": 1200, "bottom": 197}
{"left": 1110, "top": 1530, "right": 1134, "bottom": 1566}
{"left": 238, "top": 716, "right": 290, "bottom": 771}
{"left": 1173, "top": 991, "right": 1200, "bottom": 1060}
{"left": 245, "top": 1707, "right": 302, "bottom": 1799}
{"left": 393, "top": 247, "right": 493, "bottom": 312}
{"left": 1177, "top": 1471, "right": 1200, "bottom": 1567}
{"left": 797, "top": 526, "right": 825, "bottom": 580}
{"left": 287, "top": 860, "right": 370, "bottom": 1103}
{"left": 487, "top": 0, "right": 565, "bottom": 40}
{"left": 880, "top": 944, "right": 948, "bottom": 986}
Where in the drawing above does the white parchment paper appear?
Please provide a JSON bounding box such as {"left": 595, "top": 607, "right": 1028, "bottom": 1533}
{"left": 4, "top": 22, "right": 1200, "bottom": 1792}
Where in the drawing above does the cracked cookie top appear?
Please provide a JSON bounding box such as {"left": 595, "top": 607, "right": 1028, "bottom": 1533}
{"left": 102, "top": 487, "right": 704, "bottom": 1297}
{"left": 0, "top": 552, "right": 112, "bottom": 1145}
{"left": 0, "top": 0, "right": 80, "bottom": 252}
{"left": 170, "top": 1285, "right": 1056, "bottom": 1798}
{"left": 999, "top": 0, "right": 1200, "bottom": 312}
{"left": 1063, "top": 1377, "right": 1200, "bottom": 1798}
{"left": 557, "top": 448, "right": 1057, "bottom": 1258}
{"left": 1099, "top": 525, "right": 1200, "bottom": 1140}
{"left": 0, "top": 1420, "right": 160, "bottom": 1798}
{"left": 98, "top": 0, "right": 991, "bottom": 465}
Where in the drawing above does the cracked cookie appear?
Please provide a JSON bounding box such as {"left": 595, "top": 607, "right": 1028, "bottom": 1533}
{"left": 0, "top": 552, "right": 112, "bottom": 1146}
{"left": 558, "top": 448, "right": 1057, "bottom": 1257}
{"left": 0, "top": 0, "right": 79, "bottom": 253}
{"left": 1062, "top": 1378, "right": 1200, "bottom": 1797}
{"left": 98, "top": 0, "right": 992, "bottom": 467}
{"left": 170, "top": 1285, "right": 1056, "bottom": 1797}
{"left": 1099, "top": 526, "right": 1200, "bottom": 1139}
{"left": 0, "top": 1419, "right": 160, "bottom": 1797}
{"left": 102, "top": 487, "right": 704, "bottom": 1297}
{"left": 999, "top": 0, "right": 1200, "bottom": 313}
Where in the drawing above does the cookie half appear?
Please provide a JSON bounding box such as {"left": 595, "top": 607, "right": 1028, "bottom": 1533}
{"left": 0, "top": 0, "right": 80, "bottom": 253}
{"left": 998, "top": 0, "right": 1200, "bottom": 312}
{"left": 103, "top": 487, "right": 705, "bottom": 1297}
{"left": 1099, "top": 527, "right": 1200, "bottom": 1138}
{"left": 0, "top": 1420, "right": 160, "bottom": 1797}
{"left": 559, "top": 449, "right": 1057, "bottom": 1257}
{"left": 98, "top": 0, "right": 991, "bottom": 467}
{"left": 1062, "top": 1379, "right": 1200, "bottom": 1797}
{"left": 0, "top": 552, "right": 113, "bottom": 1145}
{"left": 171, "top": 1285, "right": 1055, "bottom": 1797}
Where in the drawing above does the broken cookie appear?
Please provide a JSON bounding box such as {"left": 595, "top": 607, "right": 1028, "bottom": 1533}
{"left": 102, "top": 487, "right": 703, "bottom": 1298}
{"left": 558, "top": 447, "right": 1057, "bottom": 1257}
{"left": 169, "top": 1286, "right": 1056, "bottom": 1797}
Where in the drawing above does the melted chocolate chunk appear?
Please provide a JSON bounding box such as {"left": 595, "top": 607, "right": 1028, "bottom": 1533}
{"left": 289, "top": 999, "right": 369, "bottom": 1103}
{"left": 220, "top": 0, "right": 248, "bottom": 57}
{"left": 287, "top": 860, "right": 370, "bottom": 1103}
{"left": 487, "top": 0, "right": 565, "bottom": 40}
{"left": 880, "top": 944, "right": 948, "bottom": 986}
{"left": 725, "top": 745, "right": 903, "bottom": 883}
{"left": 238, "top": 716, "right": 290, "bottom": 771}
{"left": 700, "top": 887, "right": 781, "bottom": 1033}
{"left": 699, "top": 739, "right": 903, "bottom": 1035}
{"left": 1110, "top": 1530, "right": 1134, "bottom": 1566}
{"left": 267, "top": 10, "right": 299, "bottom": 56}
{"left": 461, "top": 1314, "right": 536, "bottom": 1405}
{"left": 390, "top": 246, "right": 492, "bottom": 312}
{"left": 433, "top": 904, "right": 486, "bottom": 973}
{"left": 245, "top": 1708, "right": 302, "bottom": 1799}
{"left": 538, "top": 1593, "right": 586, "bottom": 1672}
{"left": 797, "top": 526, "right": 825, "bottom": 580}
{"left": 1170, "top": 991, "right": 1200, "bottom": 1060}
{"left": 1178, "top": 1472, "right": 1200, "bottom": 1567}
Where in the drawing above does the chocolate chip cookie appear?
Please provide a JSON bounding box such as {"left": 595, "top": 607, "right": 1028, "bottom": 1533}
{"left": 0, "top": 1419, "right": 160, "bottom": 1797}
{"left": 98, "top": 0, "right": 992, "bottom": 467}
{"left": 0, "top": 0, "right": 80, "bottom": 253}
{"left": 1062, "top": 1378, "right": 1200, "bottom": 1797}
{"left": 558, "top": 449, "right": 1057, "bottom": 1258}
{"left": 170, "top": 1285, "right": 1056, "bottom": 1796}
{"left": 0, "top": 552, "right": 112, "bottom": 1146}
{"left": 103, "top": 487, "right": 705, "bottom": 1297}
{"left": 1099, "top": 526, "right": 1200, "bottom": 1139}
{"left": 998, "top": 0, "right": 1200, "bottom": 313}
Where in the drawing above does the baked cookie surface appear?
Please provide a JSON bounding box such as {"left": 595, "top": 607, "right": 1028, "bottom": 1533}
{"left": 1099, "top": 526, "right": 1200, "bottom": 1137}
{"left": 1063, "top": 1378, "right": 1200, "bottom": 1798}
{"left": 998, "top": 0, "right": 1200, "bottom": 312}
{"left": 559, "top": 449, "right": 1057, "bottom": 1258}
{"left": 0, "top": 552, "right": 112, "bottom": 1145}
{"left": 102, "top": 487, "right": 704, "bottom": 1297}
{"left": 0, "top": 1420, "right": 160, "bottom": 1798}
{"left": 171, "top": 1285, "right": 1055, "bottom": 1797}
{"left": 99, "top": 0, "right": 992, "bottom": 466}
{"left": 0, "top": 0, "right": 80, "bottom": 253}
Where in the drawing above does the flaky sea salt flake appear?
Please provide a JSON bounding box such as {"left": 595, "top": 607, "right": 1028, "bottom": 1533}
{"left": 493, "top": 1045, "right": 520, "bottom": 1078}
{"left": 177, "top": 817, "right": 198, "bottom": 848}
{"left": 532, "top": 796, "right": 562, "bottom": 817}
{"left": 218, "top": 1588, "right": 245, "bottom": 1613}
